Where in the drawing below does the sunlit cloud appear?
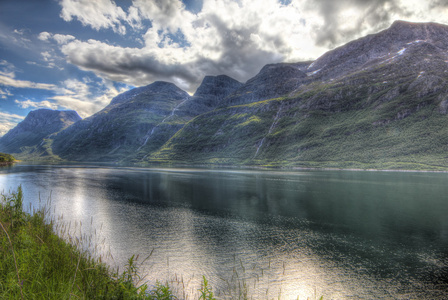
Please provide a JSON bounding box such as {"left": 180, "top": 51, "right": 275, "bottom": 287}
{"left": 0, "top": 111, "right": 25, "bottom": 137}
{"left": 0, "top": 74, "right": 57, "bottom": 90}
{"left": 51, "top": 0, "right": 448, "bottom": 94}
{"left": 14, "top": 99, "right": 58, "bottom": 110}
{"left": 59, "top": 0, "right": 127, "bottom": 34}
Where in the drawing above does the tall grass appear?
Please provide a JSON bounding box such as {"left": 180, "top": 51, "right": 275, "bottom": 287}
{"left": 0, "top": 186, "right": 181, "bottom": 299}
{"left": 0, "top": 186, "right": 322, "bottom": 299}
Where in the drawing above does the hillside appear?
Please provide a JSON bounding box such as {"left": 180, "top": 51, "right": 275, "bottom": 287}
{"left": 3, "top": 21, "right": 448, "bottom": 170}
{"left": 148, "top": 21, "right": 448, "bottom": 170}
{"left": 51, "top": 76, "right": 243, "bottom": 162}
{"left": 0, "top": 109, "right": 81, "bottom": 160}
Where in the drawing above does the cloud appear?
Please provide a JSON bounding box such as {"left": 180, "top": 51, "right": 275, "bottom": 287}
{"left": 9, "top": 77, "right": 123, "bottom": 119}
{"left": 58, "top": 0, "right": 329, "bottom": 92}
{"left": 0, "top": 111, "right": 25, "bottom": 137}
{"left": 0, "top": 74, "right": 57, "bottom": 90}
{"left": 39, "top": 32, "right": 76, "bottom": 45}
{"left": 14, "top": 99, "right": 58, "bottom": 110}
{"left": 59, "top": 0, "right": 127, "bottom": 34}
{"left": 6, "top": 79, "right": 125, "bottom": 120}
{"left": 53, "top": 34, "right": 76, "bottom": 45}
{"left": 303, "top": 0, "right": 406, "bottom": 48}
{"left": 38, "top": 31, "right": 52, "bottom": 41}
{"left": 0, "top": 88, "right": 13, "bottom": 99}
{"left": 48, "top": 77, "right": 128, "bottom": 118}
{"left": 0, "top": 59, "right": 126, "bottom": 119}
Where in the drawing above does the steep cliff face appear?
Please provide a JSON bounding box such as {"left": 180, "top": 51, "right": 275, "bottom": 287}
{"left": 0, "top": 109, "right": 81, "bottom": 156}
{"left": 52, "top": 76, "right": 243, "bottom": 162}
{"left": 304, "top": 21, "right": 448, "bottom": 81}
{"left": 224, "top": 62, "right": 310, "bottom": 106}
{"left": 149, "top": 21, "right": 448, "bottom": 170}
{"left": 52, "top": 82, "right": 191, "bottom": 162}
{"left": 5, "top": 21, "right": 448, "bottom": 170}
{"left": 186, "top": 75, "right": 244, "bottom": 111}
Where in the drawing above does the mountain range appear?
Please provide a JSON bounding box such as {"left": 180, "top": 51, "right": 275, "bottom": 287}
{"left": 3, "top": 20, "right": 448, "bottom": 170}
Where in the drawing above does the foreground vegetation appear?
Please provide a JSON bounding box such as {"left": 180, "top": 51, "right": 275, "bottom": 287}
{"left": 1, "top": 187, "right": 326, "bottom": 299}
{"left": 0, "top": 152, "right": 15, "bottom": 164}
{"left": 0, "top": 187, "right": 219, "bottom": 299}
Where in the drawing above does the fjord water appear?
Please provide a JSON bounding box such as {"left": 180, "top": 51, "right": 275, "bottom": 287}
{"left": 1, "top": 164, "right": 447, "bottom": 299}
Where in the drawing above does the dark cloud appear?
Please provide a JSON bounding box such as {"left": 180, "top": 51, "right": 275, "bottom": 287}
{"left": 429, "top": 0, "right": 448, "bottom": 9}
{"left": 61, "top": 40, "right": 201, "bottom": 90}
{"left": 60, "top": 6, "right": 286, "bottom": 92}
{"left": 306, "top": 0, "right": 404, "bottom": 48}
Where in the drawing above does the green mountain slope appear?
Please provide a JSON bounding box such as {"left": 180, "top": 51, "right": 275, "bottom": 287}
{"left": 0, "top": 109, "right": 81, "bottom": 160}
{"left": 4, "top": 21, "right": 448, "bottom": 170}
{"left": 148, "top": 22, "right": 448, "bottom": 170}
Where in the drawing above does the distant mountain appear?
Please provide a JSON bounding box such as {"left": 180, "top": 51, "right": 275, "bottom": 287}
{"left": 6, "top": 21, "right": 448, "bottom": 170}
{"left": 51, "top": 77, "right": 243, "bottom": 162}
{"left": 0, "top": 109, "right": 81, "bottom": 159}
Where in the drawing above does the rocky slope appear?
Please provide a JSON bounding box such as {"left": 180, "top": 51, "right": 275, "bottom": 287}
{"left": 0, "top": 109, "right": 81, "bottom": 158}
{"left": 51, "top": 76, "right": 243, "bottom": 162}
{"left": 5, "top": 20, "right": 448, "bottom": 170}
{"left": 149, "top": 21, "right": 448, "bottom": 170}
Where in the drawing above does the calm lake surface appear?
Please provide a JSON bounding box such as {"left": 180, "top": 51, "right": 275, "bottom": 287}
{"left": 1, "top": 163, "right": 447, "bottom": 299}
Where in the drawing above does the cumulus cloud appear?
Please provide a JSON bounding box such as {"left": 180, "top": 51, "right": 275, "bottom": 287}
{"left": 57, "top": 0, "right": 328, "bottom": 92}
{"left": 0, "top": 111, "right": 25, "bottom": 137}
{"left": 38, "top": 31, "right": 52, "bottom": 41}
{"left": 59, "top": 0, "right": 127, "bottom": 34}
{"left": 14, "top": 99, "right": 59, "bottom": 110}
{"left": 0, "top": 60, "right": 126, "bottom": 119}
{"left": 47, "top": 0, "right": 448, "bottom": 94}
{"left": 304, "top": 0, "right": 408, "bottom": 48}
{"left": 9, "top": 77, "right": 125, "bottom": 119}
{"left": 39, "top": 32, "right": 76, "bottom": 45}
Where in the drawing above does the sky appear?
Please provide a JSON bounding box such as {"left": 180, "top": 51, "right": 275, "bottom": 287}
{"left": 1, "top": 0, "right": 448, "bottom": 136}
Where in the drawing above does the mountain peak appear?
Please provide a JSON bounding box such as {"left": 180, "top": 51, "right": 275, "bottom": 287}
{"left": 110, "top": 81, "right": 189, "bottom": 106}
{"left": 0, "top": 109, "right": 81, "bottom": 153}
{"left": 26, "top": 109, "right": 81, "bottom": 121}
{"left": 17, "top": 109, "right": 81, "bottom": 131}
{"left": 305, "top": 21, "right": 448, "bottom": 79}
{"left": 193, "top": 75, "right": 243, "bottom": 99}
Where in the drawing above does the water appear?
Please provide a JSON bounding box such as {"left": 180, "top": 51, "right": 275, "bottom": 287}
{"left": 1, "top": 163, "right": 447, "bottom": 299}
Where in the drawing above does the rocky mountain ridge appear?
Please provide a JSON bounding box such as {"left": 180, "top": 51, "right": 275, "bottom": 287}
{"left": 3, "top": 20, "right": 448, "bottom": 170}
{"left": 0, "top": 109, "right": 80, "bottom": 158}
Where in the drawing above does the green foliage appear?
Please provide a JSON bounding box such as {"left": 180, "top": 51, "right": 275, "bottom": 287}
{"left": 0, "top": 187, "right": 177, "bottom": 300}
{"left": 0, "top": 187, "right": 325, "bottom": 299}
{"left": 147, "top": 282, "right": 175, "bottom": 300}
{"left": 198, "top": 276, "right": 215, "bottom": 300}
{"left": 0, "top": 152, "right": 15, "bottom": 163}
{"left": 147, "top": 63, "right": 448, "bottom": 171}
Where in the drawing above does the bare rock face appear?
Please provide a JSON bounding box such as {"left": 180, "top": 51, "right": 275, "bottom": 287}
{"left": 6, "top": 21, "right": 448, "bottom": 168}
{"left": 51, "top": 76, "right": 243, "bottom": 162}
{"left": 306, "top": 21, "right": 448, "bottom": 81}
{"left": 179, "top": 75, "right": 244, "bottom": 115}
{"left": 109, "top": 81, "right": 190, "bottom": 106}
{"left": 225, "top": 62, "right": 309, "bottom": 106}
{"left": 0, "top": 109, "right": 81, "bottom": 154}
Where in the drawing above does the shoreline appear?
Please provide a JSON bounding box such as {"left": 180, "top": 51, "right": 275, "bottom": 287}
{"left": 9, "top": 159, "right": 448, "bottom": 174}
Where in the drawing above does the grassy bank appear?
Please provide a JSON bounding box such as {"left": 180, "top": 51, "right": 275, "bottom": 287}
{"left": 0, "top": 187, "right": 325, "bottom": 299}
{"left": 0, "top": 186, "right": 218, "bottom": 299}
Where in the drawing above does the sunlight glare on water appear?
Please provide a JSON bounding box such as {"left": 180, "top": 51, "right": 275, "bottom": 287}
{"left": 1, "top": 164, "right": 447, "bottom": 299}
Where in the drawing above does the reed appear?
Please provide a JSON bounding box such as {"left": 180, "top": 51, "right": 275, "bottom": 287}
{"left": 0, "top": 186, "right": 162, "bottom": 299}
{"left": 0, "top": 186, "right": 322, "bottom": 299}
